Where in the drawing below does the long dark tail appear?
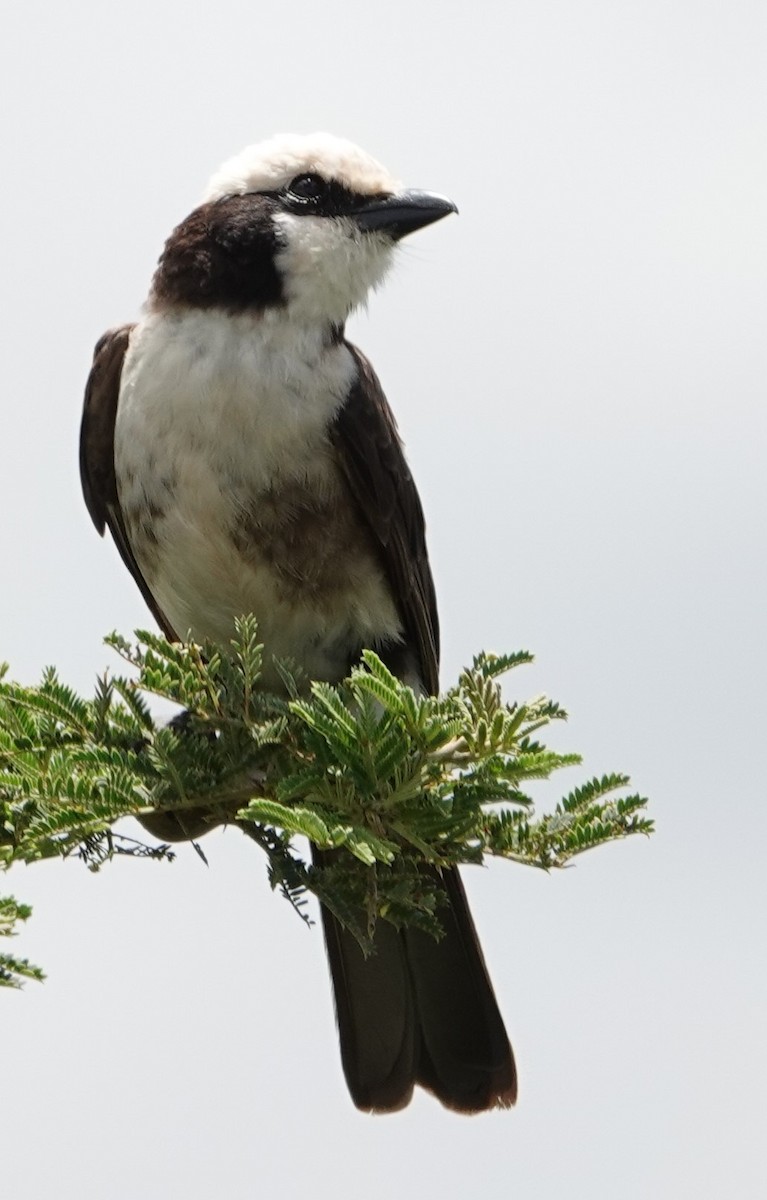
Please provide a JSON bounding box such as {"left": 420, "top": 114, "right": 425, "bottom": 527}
{"left": 319, "top": 864, "right": 517, "bottom": 1112}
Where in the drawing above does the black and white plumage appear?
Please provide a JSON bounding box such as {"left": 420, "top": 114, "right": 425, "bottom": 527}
{"left": 80, "top": 133, "right": 516, "bottom": 1112}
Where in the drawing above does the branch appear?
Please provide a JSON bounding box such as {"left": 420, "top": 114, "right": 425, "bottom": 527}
{"left": 0, "top": 617, "right": 653, "bottom": 979}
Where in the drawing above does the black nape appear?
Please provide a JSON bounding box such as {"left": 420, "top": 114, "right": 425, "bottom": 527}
{"left": 152, "top": 193, "right": 285, "bottom": 313}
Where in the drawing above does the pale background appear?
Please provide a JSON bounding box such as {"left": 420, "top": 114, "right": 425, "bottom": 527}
{"left": 2, "top": 2, "right": 765, "bottom": 1197}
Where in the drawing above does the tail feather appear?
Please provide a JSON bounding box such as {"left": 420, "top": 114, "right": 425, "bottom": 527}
{"left": 319, "top": 902, "right": 418, "bottom": 1112}
{"left": 405, "top": 867, "right": 517, "bottom": 1111}
{"left": 319, "top": 863, "right": 516, "bottom": 1113}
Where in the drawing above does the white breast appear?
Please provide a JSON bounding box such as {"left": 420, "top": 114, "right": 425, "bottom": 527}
{"left": 113, "top": 307, "right": 403, "bottom": 683}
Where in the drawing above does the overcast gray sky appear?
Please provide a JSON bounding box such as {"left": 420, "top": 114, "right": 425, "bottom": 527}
{"left": 2, "top": 2, "right": 766, "bottom": 1197}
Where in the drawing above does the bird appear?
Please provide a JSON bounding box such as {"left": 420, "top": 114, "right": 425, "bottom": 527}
{"left": 80, "top": 132, "right": 516, "bottom": 1113}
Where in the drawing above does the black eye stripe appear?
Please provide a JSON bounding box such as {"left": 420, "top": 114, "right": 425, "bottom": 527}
{"left": 266, "top": 178, "right": 390, "bottom": 219}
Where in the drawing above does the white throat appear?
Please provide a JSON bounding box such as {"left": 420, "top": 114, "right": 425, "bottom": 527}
{"left": 274, "top": 212, "right": 396, "bottom": 325}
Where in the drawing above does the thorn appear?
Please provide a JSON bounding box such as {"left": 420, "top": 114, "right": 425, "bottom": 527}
{"left": 191, "top": 839, "right": 209, "bottom": 866}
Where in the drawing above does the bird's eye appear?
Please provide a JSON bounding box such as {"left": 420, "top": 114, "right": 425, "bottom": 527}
{"left": 286, "top": 173, "right": 329, "bottom": 203}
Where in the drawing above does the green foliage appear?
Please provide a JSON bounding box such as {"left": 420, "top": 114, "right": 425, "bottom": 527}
{"left": 0, "top": 896, "right": 45, "bottom": 988}
{"left": 1, "top": 618, "right": 652, "bottom": 978}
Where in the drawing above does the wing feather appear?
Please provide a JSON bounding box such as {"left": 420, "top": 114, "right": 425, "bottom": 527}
{"left": 331, "top": 343, "right": 440, "bottom": 695}
{"left": 79, "top": 325, "right": 177, "bottom": 641}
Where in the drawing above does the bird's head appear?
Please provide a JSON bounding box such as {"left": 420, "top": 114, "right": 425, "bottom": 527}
{"left": 150, "top": 133, "right": 456, "bottom": 325}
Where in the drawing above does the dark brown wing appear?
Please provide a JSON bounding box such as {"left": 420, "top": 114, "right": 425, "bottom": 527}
{"left": 79, "top": 325, "right": 177, "bottom": 641}
{"left": 331, "top": 342, "right": 440, "bottom": 695}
